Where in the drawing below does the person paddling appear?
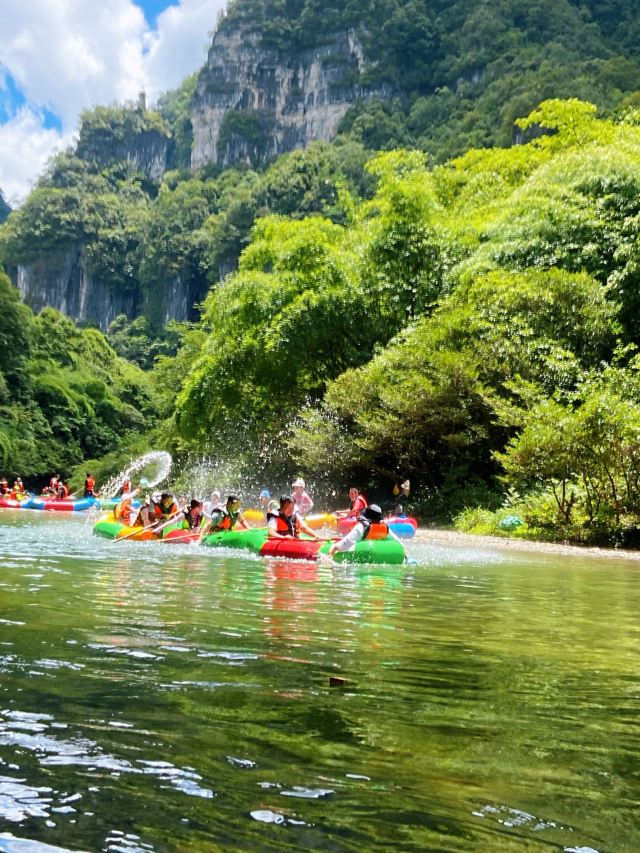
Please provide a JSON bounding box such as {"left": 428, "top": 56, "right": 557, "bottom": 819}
{"left": 267, "top": 495, "right": 319, "bottom": 540}
{"left": 328, "top": 504, "right": 393, "bottom": 557}
{"left": 200, "top": 495, "right": 249, "bottom": 540}
{"left": 182, "top": 499, "right": 205, "bottom": 530}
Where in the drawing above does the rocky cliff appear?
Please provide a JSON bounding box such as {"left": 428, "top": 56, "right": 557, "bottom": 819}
{"left": 75, "top": 103, "right": 170, "bottom": 181}
{"left": 13, "top": 247, "right": 139, "bottom": 330}
{"left": 191, "top": 26, "right": 387, "bottom": 169}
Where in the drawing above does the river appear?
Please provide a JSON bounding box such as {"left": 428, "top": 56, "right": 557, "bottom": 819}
{"left": 0, "top": 510, "right": 638, "bottom": 852}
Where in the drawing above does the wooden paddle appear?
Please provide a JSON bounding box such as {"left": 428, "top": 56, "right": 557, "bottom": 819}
{"left": 114, "top": 511, "right": 182, "bottom": 542}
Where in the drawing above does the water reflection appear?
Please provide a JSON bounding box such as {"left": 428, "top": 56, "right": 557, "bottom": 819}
{"left": 0, "top": 514, "right": 637, "bottom": 851}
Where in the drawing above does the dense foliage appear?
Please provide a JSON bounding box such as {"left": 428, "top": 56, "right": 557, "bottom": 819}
{"left": 0, "top": 268, "right": 158, "bottom": 486}
{"left": 170, "top": 100, "right": 640, "bottom": 542}
{"left": 3, "top": 0, "right": 640, "bottom": 544}
{"left": 222, "top": 0, "right": 640, "bottom": 160}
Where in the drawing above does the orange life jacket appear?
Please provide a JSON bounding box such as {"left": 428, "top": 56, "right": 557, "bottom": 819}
{"left": 363, "top": 521, "right": 389, "bottom": 540}
{"left": 267, "top": 511, "right": 301, "bottom": 537}
{"left": 153, "top": 500, "right": 178, "bottom": 519}
{"left": 209, "top": 507, "right": 239, "bottom": 531}
{"left": 85, "top": 477, "right": 95, "bottom": 492}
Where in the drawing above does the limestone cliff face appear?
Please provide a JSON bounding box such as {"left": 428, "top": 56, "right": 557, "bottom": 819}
{"left": 76, "top": 127, "right": 169, "bottom": 181}
{"left": 191, "top": 26, "right": 387, "bottom": 169}
{"left": 13, "top": 247, "right": 206, "bottom": 331}
{"left": 14, "top": 247, "right": 139, "bottom": 330}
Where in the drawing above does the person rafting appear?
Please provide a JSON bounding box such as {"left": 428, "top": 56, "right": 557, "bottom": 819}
{"left": 202, "top": 490, "right": 222, "bottom": 519}
{"left": 328, "top": 504, "right": 392, "bottom": 557}
{"left": 114, "top": 489, "right": 139, "bottom": 525}
{"left": 12, "top": 477, "right": 25, "bottom": 499}
{"left": 200, "top": 495, "right": 249, "bottom": 539}
{"left": 259, "top": 489, "right": 278, "bottom": 516}
{"left": 137, "top": 492, "right": 180, "bottom": 528}
{"left": 182, "top": 499, "right": 205, "bottom": 530}
{"left": 57, "top": 480, "right": 70, "bottom": 499}
{"left": 0, "top": 478, "right": 9, "bottom": 496}
{"left": 118, "top": 478, "right": 132, "bottom": 497}
{"left": 84, "top": 473, "right": 97, "bottom": 498}
{"left": 336, "top": 486, "right": 368, "bottom": 519}
{"left": 267, "top": 495, "right": 320, "bottom": 540}
{"left": 47, "top": 475, "right": 60, "bottom": 496}
{"left": 291, "top": 478, "right": 313, "bottom": 516}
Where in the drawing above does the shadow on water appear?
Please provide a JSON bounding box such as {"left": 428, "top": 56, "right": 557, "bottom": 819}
{"left": 0, "top": 512, "right": 637, "bottom": 851}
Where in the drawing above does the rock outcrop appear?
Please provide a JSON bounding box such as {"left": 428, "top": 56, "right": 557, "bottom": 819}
{"left": 14, "top": 247, "right": 139, "bottom": 330}
{"left": 13, "top": 246, "right": 207, "bottom": 331}
{"left": 191, "top": 26, "right": 387, "bottom": 169}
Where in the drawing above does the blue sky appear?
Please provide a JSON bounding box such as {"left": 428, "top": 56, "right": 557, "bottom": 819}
{"left": 0, "top": 0, "right": 226, "bottom": 203}
{"left": 137, "top": 0, "right": 180, "bottom": 27}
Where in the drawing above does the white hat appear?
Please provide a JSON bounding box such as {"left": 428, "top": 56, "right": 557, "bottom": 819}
{"left": 292, "top": 478, "right": 305, "bottom": 488}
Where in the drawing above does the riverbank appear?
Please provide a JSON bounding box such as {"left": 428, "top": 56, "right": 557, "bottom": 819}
{"left": 418, "top": 527, "right": 640, "bottom": 562}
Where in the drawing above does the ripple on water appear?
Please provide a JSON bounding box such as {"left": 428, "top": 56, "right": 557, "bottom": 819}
{"left": 0, "top": 834, "right": 89, "bottom": 853}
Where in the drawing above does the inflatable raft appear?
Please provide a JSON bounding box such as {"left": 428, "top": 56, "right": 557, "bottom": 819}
{"left": 92, "top": 516, "right": 405, "bottom": 564}
{"left": 0, "top": 495, "right": 99, "bottom": 512}
{"left": 22, "top": 495, "right": 99, "bottom": 512}
{"left": 201, "top": 528, "right": 405, "bottom": 565}
{"left": 243, "top": 509, "right": 337, "bottom": 530}
{"left": 337, "top": 515, "right": 418, "bottom": 539}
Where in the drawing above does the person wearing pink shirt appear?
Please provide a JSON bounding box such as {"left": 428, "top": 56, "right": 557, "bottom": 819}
{"left": 291, "top": 478, "right": 314, "bottom": 516}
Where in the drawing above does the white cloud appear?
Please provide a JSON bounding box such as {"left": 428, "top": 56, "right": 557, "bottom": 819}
{"left": 0, "top": 107, "right": 74, "bottom": 205}
{"left": 0, "top": 0, "right": 227, "bottom": 202}
{"left": 144, "top": 0, "right": 226, "bottom": 97}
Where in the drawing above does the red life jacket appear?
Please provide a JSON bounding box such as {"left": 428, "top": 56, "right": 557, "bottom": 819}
{"left": 85, "top": 477, "right": 95, "bottom": 493}
{"left": 349, "top": 494, "right": 368, "bottom": 516}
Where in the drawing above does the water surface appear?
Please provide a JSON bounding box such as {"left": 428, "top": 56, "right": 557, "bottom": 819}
{"left": 0, "top": 511, "right": 638, "bottom": 851}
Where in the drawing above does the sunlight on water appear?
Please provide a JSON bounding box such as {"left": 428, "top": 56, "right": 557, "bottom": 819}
{"left": 0, "top": 512, "right": 638, "bottom": 851}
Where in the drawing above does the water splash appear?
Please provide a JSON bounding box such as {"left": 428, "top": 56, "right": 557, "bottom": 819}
{"left": 101, "top": 452, "right": 173, "bottom": 498}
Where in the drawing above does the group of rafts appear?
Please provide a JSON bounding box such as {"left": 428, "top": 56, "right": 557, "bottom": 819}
{"left": 0, "top": 493, "right": 416, "bottom": 566}
{"left": 94, "top": 508, "right": 416, "bottom": 565}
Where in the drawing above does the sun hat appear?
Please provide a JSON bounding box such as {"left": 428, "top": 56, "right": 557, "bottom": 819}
{"left": 259, "top": 489, "right": 271, "bottom": 498}
{"left": 292, "top": 478, "right": 305, "bottom": 488}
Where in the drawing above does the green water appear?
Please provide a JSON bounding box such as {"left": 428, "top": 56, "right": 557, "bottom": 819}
{"left": 0, "top": 512, "right": 638, "bottom": 852}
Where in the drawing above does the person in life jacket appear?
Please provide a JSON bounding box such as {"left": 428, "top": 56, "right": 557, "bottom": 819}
{"left": 328, "top": 504, "right": 391, "bottom": 557}
{"left": 336, "top": 487, "right": 368, "bottom": 519}
{"left": 0, "top": 478, "right": 9, "bottom": 496}
{"left": 200, "top": 495, "right": 249, "bottom": 539}
{"left": 136, "top": 492, "right": 180, "bottom": 528}
{"left": 267, "top": 495, "right": 320, "bottom": 540}
{"left": 182, "top": 499, "right": 205, "bottom": 530}
{"left": 48, "top": 475, "right": 60, "bottom": 496}
{"left": 12, "top": 477, "right": 24, "bottom": 495}
{"left": 114, "top": 489, "right": 139, "bottom": 526}
{"left": 57, "top": 480, "right": 70, "bottom": 499}
{"left": 84, "top": 473, "right": 97, "bottom": 498}
{"left": 118, "top": 479, "right": 132, "bottom": 497}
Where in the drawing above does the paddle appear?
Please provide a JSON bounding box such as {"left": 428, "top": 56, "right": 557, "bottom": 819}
{"left": 114, "top": 511, "right": 182, "bottom": 542}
